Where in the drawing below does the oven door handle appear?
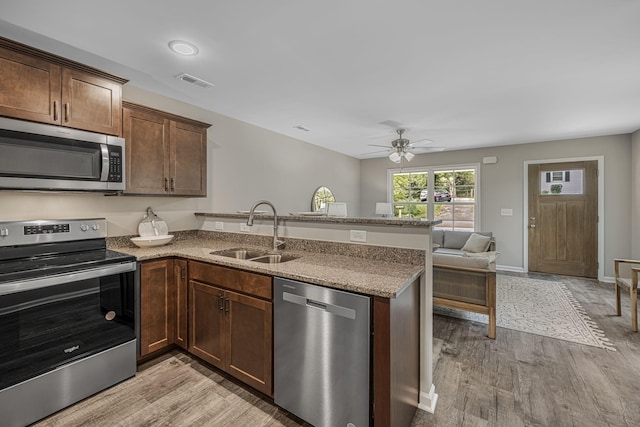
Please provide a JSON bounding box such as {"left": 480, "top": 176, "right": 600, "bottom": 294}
{"left": 0, "top": 261, "right": 137, "bottom": 296}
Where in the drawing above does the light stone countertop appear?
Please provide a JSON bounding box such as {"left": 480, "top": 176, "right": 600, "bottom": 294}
{"left": 195, "top": 212, "right": 441, "bottom": 227}
{"left": 111, "top": 236, "right": 425, "bottom": 299}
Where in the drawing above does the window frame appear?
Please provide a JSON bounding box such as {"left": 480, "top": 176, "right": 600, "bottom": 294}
{"left": 386, "top": 163, "right": 481, "bottom": 230}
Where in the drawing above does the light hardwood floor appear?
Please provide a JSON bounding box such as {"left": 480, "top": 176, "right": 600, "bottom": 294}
{"left": 33, "top": 273, "right": 640, "bottom": 427}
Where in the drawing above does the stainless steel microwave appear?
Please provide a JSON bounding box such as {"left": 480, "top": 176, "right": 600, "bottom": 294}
{"left": 0, "top": 117, "right": 125, "bottom": 192}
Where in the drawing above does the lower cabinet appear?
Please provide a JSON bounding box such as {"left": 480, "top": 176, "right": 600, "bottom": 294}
{"left": 139, "top": 259, "right": 175, "bottom": 357}
{"left": 174, "top": 259, "right": 189, "bottom": 349}
{"left": 188, "top": 261, "right": 273, "bottom": 396}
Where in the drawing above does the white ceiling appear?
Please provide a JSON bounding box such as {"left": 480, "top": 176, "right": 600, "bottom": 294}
{"left": 2, "top": 0, "right": 640, "bottom": 159}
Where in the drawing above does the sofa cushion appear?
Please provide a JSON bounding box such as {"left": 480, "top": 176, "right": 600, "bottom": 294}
{"left": 435, "top": 248, "right": 465, "bottom": 256}
{"left": 461, "top": 233, "right": 492, "bottom": 253}
{"left": 443, "top": 230, "right": 474, "bottom": 249}
{"left": 463, "top": 250, "right": 500, "bottom": 264}
{"left": 432, "top": 230, "right": 444, "bottom": 247}
{"left": 433, "top": 253, "right": 494, "bottom": 270}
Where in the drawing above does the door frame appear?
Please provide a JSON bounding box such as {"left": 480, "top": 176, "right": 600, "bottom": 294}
{"left": 523, "top": 156, "right": 604, "bottom": 280}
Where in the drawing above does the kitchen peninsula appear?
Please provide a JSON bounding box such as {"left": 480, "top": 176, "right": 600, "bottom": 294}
{"left": 111, "top": 213, "right": 440, "bottom": 426}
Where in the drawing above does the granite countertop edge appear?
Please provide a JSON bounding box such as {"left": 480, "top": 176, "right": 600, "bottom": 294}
{"left": 194, "top": 212, "right": 442, "bottom": 227}
{"left": 112, "top": 238, "right": 425, "bottom": 299}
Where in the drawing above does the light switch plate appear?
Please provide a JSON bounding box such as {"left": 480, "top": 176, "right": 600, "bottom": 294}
{"left": 215, "top": 221, "right": 224, "bottom": 230}
{"left": 501, "top": 208, "right": 513, "bottom": 216}
{"left": 350, "top": 230, "right": 367, "bottom": 243}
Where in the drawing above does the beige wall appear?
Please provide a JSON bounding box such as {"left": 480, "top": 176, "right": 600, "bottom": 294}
{"left": 0, "top": 86, "right": 361, "bottom": 236}
{"left": 360, "top": 134, "right": 632, "bottom": 278}
{"left": 632, "top": 129, "right": 640, "bottom": 259}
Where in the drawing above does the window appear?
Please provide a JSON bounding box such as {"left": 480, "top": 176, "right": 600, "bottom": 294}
{"left": 388, "top": 164, "right": 479, "bottom": 231}
{"left": 541, "top": 169, "right": 583, "bottom": 195}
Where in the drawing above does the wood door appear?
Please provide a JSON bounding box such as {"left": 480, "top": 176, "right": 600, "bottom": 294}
{"left": 0, "top": 45, "right": 61, "bottom": 124}
{"left": 189, "top": 281, "right": 226, "bottom": 370}
{"left": 61, "top": 68, "right": 121, "bottom": 135}
{"left": 528, "top": 161, "right": 598, "bottom": 277}
{"left": 174, "top": 259, "right": 189, "bottom": 349}
{"left": 226, "top": 290, "right": 273, "bottom": 396}
{"left": 123, "top": 105, "right": 170, "bottom": 194}
{"left": 169, "top": 120, "right": 207, "bottom": 196}
{"left": 140, "top": 260, "right": 176, "bottom": 356}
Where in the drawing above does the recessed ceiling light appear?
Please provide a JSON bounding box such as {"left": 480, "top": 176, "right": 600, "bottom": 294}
{"left": 168, "top": 40, "right": 199, "bottom": 56}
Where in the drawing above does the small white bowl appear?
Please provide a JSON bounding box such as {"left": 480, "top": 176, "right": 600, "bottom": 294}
{"left": 130, "top": 235, "right": 174, "bottom": 248}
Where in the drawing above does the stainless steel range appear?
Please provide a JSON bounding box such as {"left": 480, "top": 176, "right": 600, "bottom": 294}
{"left": 0, "top": 219, "right": 137, "bottom": 427}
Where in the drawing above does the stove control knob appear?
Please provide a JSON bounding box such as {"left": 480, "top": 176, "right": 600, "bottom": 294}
{"left": 0, "top": 227, "right": 8, "bottom": 237}
{"left": 80, "top": 224, "right": 89, "bottom": 232}
{"left": 92, "top": 224, "right": 100, "bottom": 231}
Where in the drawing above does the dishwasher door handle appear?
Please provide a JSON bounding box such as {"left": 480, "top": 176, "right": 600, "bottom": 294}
{"left": 282, "top": 292, "right": 356, "bottom": 320}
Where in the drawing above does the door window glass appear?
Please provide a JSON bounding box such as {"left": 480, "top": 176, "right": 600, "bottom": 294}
{"left": 540, "top": 169, "right": 584, "bottom": 195}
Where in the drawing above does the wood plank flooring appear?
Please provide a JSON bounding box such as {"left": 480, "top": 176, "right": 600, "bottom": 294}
{"left": 33, "top": 273, "right": 640, "bottom": 427}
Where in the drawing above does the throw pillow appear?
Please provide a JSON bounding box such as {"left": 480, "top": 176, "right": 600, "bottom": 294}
{"left": 461, "top": 233, "right": 492, "bottom": 253}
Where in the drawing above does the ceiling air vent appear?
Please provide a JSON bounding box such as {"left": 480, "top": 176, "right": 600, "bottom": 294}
{"left": 175, "top": 73, "right": 214, "bottom": 88}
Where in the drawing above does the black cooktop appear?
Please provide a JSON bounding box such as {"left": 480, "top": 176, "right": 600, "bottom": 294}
{"left": 0, "top": 239, "right": 135, "bottom": 285}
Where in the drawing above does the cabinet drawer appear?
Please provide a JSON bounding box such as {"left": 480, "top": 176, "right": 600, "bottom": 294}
{"left": 189, "top": 261, "right": 272, "bottom": 300}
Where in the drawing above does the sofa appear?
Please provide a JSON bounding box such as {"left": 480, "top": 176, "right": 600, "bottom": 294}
{"left": 431, "top": 230, "right": 497, "bottom": 339}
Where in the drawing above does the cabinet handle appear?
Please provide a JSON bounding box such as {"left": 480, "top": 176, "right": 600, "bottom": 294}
{"left": 225, "top": 297, "right": 230, "bottom": 313}
{"left": 180, "top": 266, "right": 186, "bottom": 280}
{"left": 53, "top": 101, "right": 58, "bottom": 121}
{"left": 164, "top": 177, "right": 169, "bottom": 191}
{"left": 64, "top": 103, "right": 70, "bottom": 122}
{"left": 170, "top": 177, "right": 175, "bottom": 191}
{"left": 218, "top": 294, "right": 224, "bottom": 311}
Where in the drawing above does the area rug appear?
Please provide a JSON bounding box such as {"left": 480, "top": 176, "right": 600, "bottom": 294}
{"left": 434, "top": 275, "right": 616, "bottom": 350}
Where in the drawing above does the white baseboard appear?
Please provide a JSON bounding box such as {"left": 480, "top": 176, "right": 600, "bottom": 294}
{"left": 418, "top": 384, "right": 438, "bottom": 414}
{"left": 602, "top": 276, "right": 615, "bottom": 284}
{"left": 497, "top": 265, "right": 526, "bottom": 273}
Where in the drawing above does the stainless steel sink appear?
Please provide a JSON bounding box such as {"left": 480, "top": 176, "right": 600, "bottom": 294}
{"left": 250, "top": 254, "right": 300, "bottom": 264}
{"left": 210, "top": 248, "right": 299, "bottom": 264}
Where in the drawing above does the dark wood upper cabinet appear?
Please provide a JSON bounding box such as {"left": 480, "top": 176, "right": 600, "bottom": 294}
{"left": 122, "top": 102, "right": 210, "bottom": 196}
{"left": 0, "top": 37, "right": 125, "bottom": 135}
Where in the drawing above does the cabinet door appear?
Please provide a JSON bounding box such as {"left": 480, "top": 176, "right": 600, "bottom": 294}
{"left": 140, "top": 260, "right": 176, "bottom": 357}
{"left": 61, "top": 68, "right": 122, "bottom": 135}
{"left": 169, "top": 120, "right": 207, "bottom": 196}
{"left": 226, "top": 291, "right": 273, "bottom": 396}
{"left": 189, "top": 281, "right": 226, "bottom": 370}
{"left": 174, "top": 260, "right": 188, "bottom": 349}
{"left": 0, "top": 45, "right": 61, "bottom": 124}
{"left": 123, "top": 106, "right": 170, "bottom": 195}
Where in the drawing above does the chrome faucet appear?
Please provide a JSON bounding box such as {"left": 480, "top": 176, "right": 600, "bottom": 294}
{"left": 247, "top": 200, "right": 285, "bottom": 251}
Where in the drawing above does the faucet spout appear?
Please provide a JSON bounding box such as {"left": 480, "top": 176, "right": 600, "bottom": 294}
{"left": 247, "top": 200, "right": 284, "bottom": 251}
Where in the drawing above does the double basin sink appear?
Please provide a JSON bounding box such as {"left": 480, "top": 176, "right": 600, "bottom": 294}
{"left": 210, "top": 248, "right": 300, "bottom": 264}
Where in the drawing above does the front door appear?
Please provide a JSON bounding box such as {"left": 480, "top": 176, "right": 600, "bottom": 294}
{"left": 528, "top": 161, "right": 598, "bottom": 278}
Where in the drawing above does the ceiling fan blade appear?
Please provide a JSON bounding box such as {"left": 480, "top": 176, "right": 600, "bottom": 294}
{"left": 410, "top": 146, "right": 446, "bottom": 152}
{"left": 409, "top": 138, "right": 434, "bottom": 145}
{"left": 361, "top": 149, "right": 392, "bottom": 156}
{"left": 367, "top": 144, "right": 393, "bottom": 148}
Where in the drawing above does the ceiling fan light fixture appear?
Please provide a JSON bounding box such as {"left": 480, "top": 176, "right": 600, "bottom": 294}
{"left": 404, "top": 151, "right": 415, "bottom": 162}
{"left": 389, "top": 152, "right": 402, "bottom": 163}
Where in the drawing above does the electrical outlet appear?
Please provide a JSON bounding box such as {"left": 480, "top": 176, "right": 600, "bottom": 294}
{"left": 350, "top": 230, "right": 367, "bottom": 243}
{"left": 500, "top": 208, "right": 513, "bottom": 216}
{"left": 240, "top": 223, "right": 251, "bottom": 232}
{"left": 215, "top": 221, "right": 224, "bottom": 230}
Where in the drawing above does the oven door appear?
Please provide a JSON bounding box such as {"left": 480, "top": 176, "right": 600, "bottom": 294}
{"left": 0, "top": 261, "right": 136, "bottom": 391}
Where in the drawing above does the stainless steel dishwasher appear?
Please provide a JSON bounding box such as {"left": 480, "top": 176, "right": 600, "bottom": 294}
{"left": 274, "top": 277, "right": 371, "bottom": 427}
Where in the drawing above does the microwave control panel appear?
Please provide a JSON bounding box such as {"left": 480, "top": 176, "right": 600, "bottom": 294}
{"left": 108, "top": 147, "right": 123, "bottom": 182}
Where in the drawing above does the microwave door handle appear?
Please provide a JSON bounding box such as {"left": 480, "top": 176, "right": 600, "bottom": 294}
{"left": 100, "top": 144, "right": 110, "bottom": 181}
{"left": 0, "top": 261, "right": 137, "bottom": 296}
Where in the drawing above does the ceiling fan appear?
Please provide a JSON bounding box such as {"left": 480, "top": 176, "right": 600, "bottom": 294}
{"left": 364, "top": 128, "right": 445, "bottom": 163}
